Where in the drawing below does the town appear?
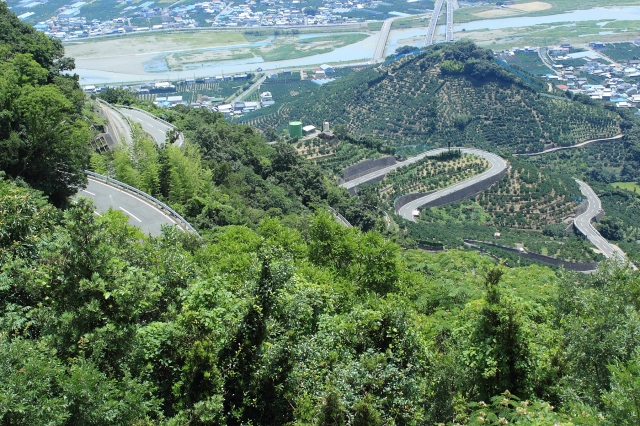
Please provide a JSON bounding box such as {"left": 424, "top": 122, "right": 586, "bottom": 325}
{"left": 12, "top": 0, "right": 391, "bottom": 40}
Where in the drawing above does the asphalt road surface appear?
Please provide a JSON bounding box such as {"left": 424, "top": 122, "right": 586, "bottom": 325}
{"left": 516, "top": 134, "right": 623, "bottom": 156}
{"left": 119, "top": 108, "right": 171, "bottom": 145}
{"left": 397, "top": 149, "right": 507, "bottom": 221}
{"left": 425, "top": 0, "right": 445, "bottom": 46}
{"left": 80, "top": 177, "right": 179, "bottom": 236}
{"left": 445, "top": 0, "right": 453, "bottom": 42}
{"left": 574, "top": 179, "right": 626, "bottom": 261}
{"left": 373, "top": 17, "right": 396, "bottom": 62}
{"left": 231, "top": 75, "right": 267, "bottom": 104}
{"left": 339, "top": 148, "right": 508, "bottom": 222}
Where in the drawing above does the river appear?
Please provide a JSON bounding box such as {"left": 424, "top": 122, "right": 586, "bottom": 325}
{"left": 75, "top": 5, "right": 640, "bottom": 85}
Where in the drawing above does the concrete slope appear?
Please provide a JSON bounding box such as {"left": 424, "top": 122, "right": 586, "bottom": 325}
{"left": 80, "top": 177, "right": 178, "bottom": 237}
{"left": 397, "top": 149, "right": 507, "bottom": 221}
{"left": 574, "top": 179, "right": 627, "bottom": 261}
{"left": 342, "top": 150, "right": 438, "bottom": 190}
{"left": 99, "top": 102, "right": 132, "bottom": 145}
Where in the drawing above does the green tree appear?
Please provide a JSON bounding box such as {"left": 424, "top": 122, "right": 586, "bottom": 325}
{"left": 603, "top": 353, "right": 640, "bottom": 425}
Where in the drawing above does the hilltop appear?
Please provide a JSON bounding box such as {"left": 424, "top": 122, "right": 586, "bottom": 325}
{"left": 246, "top": 41, "right": 620, "bottom": 155}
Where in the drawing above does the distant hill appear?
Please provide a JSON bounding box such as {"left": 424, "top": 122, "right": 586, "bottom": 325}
{"left": 245, "top": 41, "right": 620, "bottom": 154}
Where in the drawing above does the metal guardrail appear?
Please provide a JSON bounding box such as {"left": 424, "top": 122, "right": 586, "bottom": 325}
{"left": 117, "top": 104, "right": 185, "bottom": 147}
{"left": 97, "top": 100, "right": 184, "bottom": 147}
{"left": 84, "top": 170, "right": 200, "bottom": 236}
{"left": 116, "top": 104, "right": 177, "bottom": 129}
{"left": 328, "top": 207, "right": 353, "bottom": 228}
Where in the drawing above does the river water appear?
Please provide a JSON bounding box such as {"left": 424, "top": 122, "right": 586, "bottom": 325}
{"left": 75, "top": 5, "right": 640, "bottom": 85}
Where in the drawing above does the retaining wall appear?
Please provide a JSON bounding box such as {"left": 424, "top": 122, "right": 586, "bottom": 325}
{"left": 342, "top": 156, "right": 396, "bottom": 183}
{"left": 394, "top": 191, "right": 434, "bottom": 211}
{"left": 465, "top": 239, "right": 597, "bottom": 271}
{"left": 395, "top": 167, "right": 508, "bottom": 213}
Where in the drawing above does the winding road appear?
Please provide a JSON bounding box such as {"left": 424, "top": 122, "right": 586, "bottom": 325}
{"left": 99, "top": 102, "right": 132, "bottom": 145}
{"left": 397, "top": 149, "right": 507, "bottom": 221}
{"left": 515, "top": 134, "right": 624, "bottom": 156}
{"left": 573, "top": 179, "right": 627, "bottom": 262}
{"left": 78, "top": 101, "right": 193, "bottom": 236}
{"left": 339, "top": 148, "right": 508, "bottom": 222}
{"left": 79, "top": 177, "right": 180, "bottom": 237}
{"left": 119, "top": 107, "right": 173, "bottom": 146}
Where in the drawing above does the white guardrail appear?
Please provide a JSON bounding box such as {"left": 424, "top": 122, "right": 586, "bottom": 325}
{"left": 85, "top": 170, "right": 200, "bottom": 236}
{"left": 115, "top": 104, "right": 185, "bottom": 147}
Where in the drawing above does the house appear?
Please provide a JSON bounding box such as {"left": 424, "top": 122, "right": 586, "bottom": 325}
{"left": 233, "top": 74, "right": 248, "bottom": 80}
{"left": 319, "top": 64, "right": 334, "bottom": 73}
{"left": 303, "top": 125, "right": 316, "bottom": 135}
{"left": 167, "top": 95, "right": 183, "bottom": 104}
{"left": 282, "top": 69, "right": 292, "bottom": 75}
{"left": 556, "top": 84, "right": 570, "bottom": 91}
{"left": 314, "top": 69, "right": 326, "bottom": 79}
{"left": 233, "top": 102, "right": 245, "bottom": 111}
{"left": 216, "top": 104, "right": 233, "bottom": 113}
{"left": 243, "top": 101, "right": 259, "bottom": 111}
{"left": 260, "top": 91, "right": 272, "bottom": 101}
{"left": 318, "top": 130, "right": 335, "bottom": 140}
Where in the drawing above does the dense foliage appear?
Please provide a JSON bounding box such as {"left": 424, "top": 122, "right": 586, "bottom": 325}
{"left": 0, "top": 2, "right": 90, "bottom": 206}
{"left": 91, "top": 105, "right": 386, "bottom": 233}
{"left": 3, "top": 8, "right": 640, "bottom": 424}
{"left": 2, "top": 176, "right": 640, "bottom": 424}
{"left": 243, "top": 41, "right": 620, "bottom": 154}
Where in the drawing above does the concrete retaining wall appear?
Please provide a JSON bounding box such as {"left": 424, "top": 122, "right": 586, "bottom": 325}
{"left": 465, "top": 239, "right": 597, "bottom": 271}
{"left": 394, "top": 191, "right": 433, "bottom": 211}
{"left": 395, "top": 167, "right": 508, "bottom": 213}
{"left": 342, "top": 156, "right": 396, "bottom": 183}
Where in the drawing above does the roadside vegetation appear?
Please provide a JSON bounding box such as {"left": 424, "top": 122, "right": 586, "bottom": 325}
{"left": 5, "top": 5, "right": 640, "bottom": 424}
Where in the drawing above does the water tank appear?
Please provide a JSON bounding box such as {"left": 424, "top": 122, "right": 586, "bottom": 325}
{"left": 323, "top": 121, "right": 330, "bottom": 132}
{"left": 289, "top": 121, "right": 303, "bottom": 138}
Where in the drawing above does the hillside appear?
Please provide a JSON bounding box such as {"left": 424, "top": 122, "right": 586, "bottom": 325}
{"left": 244, "top": 41, "right": 620, "bottom": 154}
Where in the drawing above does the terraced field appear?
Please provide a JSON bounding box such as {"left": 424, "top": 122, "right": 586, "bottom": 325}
{"left": 376, "top": 154, "right": 489, "bottom": 205}
{"left": 244, "top": 45, "right": 621, "bottom": 154}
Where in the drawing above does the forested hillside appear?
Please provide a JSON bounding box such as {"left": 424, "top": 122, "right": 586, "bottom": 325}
{"left": 3, "top": 177, "right": 640, "bottom": 425}
{"left": 245, "top": 41, "right": 620, "bottom": 154}
{"left": 0, "top": 2, "right": 90, "bottom": 206}
{"left": 3, "top": 5, "right": 640, "bottom": 424}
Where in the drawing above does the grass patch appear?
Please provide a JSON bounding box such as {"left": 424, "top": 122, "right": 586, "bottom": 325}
{"left": 611, "top": 182, "right": 640, "bottom": 192}
{"left": 251, "top": 33, "right": 369, "bottom": 62}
